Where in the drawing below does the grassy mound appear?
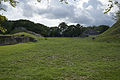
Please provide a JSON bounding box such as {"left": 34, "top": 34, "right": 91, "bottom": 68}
{"left": 14, "top": 32, "right": 45, "bottom": 40}
{"left": 96, "top": 20, "right": 120, "bottom": 42}
{"left": 13, "top": 32, "right": 37, "bottom": 38}
{"left": 0, "top": 38, "right": 120, "bottom": 80}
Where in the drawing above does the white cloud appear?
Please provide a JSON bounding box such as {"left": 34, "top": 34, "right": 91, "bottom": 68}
{"left": 1, "top": 0, "right": 117, "bottom": 27}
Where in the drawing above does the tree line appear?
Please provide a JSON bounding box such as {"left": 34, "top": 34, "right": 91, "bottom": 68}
{"left": 0, "top": 19, "right": 109, "bottom": 37}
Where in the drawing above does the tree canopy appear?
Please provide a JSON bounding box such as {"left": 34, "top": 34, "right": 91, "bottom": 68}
{"left": 0, "top": 19, "right": 110, "bottom": 37}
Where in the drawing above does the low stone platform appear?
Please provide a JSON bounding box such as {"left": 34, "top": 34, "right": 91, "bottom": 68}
{"left": 0, "top": 35, "right": 37, "bottom": 45}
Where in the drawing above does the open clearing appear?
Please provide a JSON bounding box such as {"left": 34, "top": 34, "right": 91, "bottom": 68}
{"left": 0, "top": 38, "right": 120, "bottom": 80}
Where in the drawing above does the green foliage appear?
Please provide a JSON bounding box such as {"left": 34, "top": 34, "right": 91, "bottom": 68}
{"left": 0, "top": 38, "right": 120, "bottom": 80}
{"left": 0, "top": 15, "right": 7, "bottom": 33}
{"left": 0, "top": 20, "right": 110, "bottom": 37}
{"left": 1, "top": 19, "right": 49, "bottom": 36}
{"left": 49, "top": 27, "right": 61, "bottom": 37}
{"left": 0, "top": 26, "right": 7, "bottom": 33}
{"left": 0, "top": 15, "right": 7, "bottom": 22}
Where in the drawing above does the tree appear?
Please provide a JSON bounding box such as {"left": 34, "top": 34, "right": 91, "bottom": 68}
{"left": 49, "top": 27, "right": 61, "bottom": 37}
{"left": 0, "top": 15, "right": 7, "bottom": 33}
{"left": 0, "top": 0, "right": 18, "bottom": 33}
{"left": 58, "top": 22, "right": 68, "bottom": 36}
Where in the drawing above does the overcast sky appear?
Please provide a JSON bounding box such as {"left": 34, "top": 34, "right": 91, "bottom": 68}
{"left": 1, "top": 0, "right": 119, "bottom": 27}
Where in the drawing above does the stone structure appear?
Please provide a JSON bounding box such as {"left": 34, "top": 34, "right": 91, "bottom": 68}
{"left": 0, "top": 35, "right": 37, "bottom": 45}
{"left": 81, "top": 29, "right": 100, "bottom": 37}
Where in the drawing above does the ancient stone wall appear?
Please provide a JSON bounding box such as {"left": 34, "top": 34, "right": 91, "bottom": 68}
{"left": 0, "top": 35, "right": 37, "bottom": 45}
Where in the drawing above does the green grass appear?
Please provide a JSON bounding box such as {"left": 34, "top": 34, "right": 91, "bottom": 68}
{"left": 0, "top": 37, "right": 120, "bottom": 80}
{"left": 13, "top": 32, "right": 38, "bottom": 39}
{"left": 96, "top": 20, "right": 120, "bottom": 42}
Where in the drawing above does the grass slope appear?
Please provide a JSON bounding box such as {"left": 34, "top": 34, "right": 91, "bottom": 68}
{"left": 13, "top": 32, "right": 37, "bottom": 39}
{"left": 0, "top": 38, "right": 120, "bottom": 80}
{"left": 96, "top": 20, "right": 120, "bottom": 42}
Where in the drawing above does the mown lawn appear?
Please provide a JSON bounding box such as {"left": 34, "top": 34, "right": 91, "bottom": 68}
{"left": 0, "top": 38, "right": 120, "bottom": 80}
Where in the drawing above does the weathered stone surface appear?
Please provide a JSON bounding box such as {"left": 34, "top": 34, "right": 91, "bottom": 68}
{"left": 81, "top": 29, "right": 100, "bottom": 37}
{"left": 0, "top": 35, "right": 37, "bottom": 45}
